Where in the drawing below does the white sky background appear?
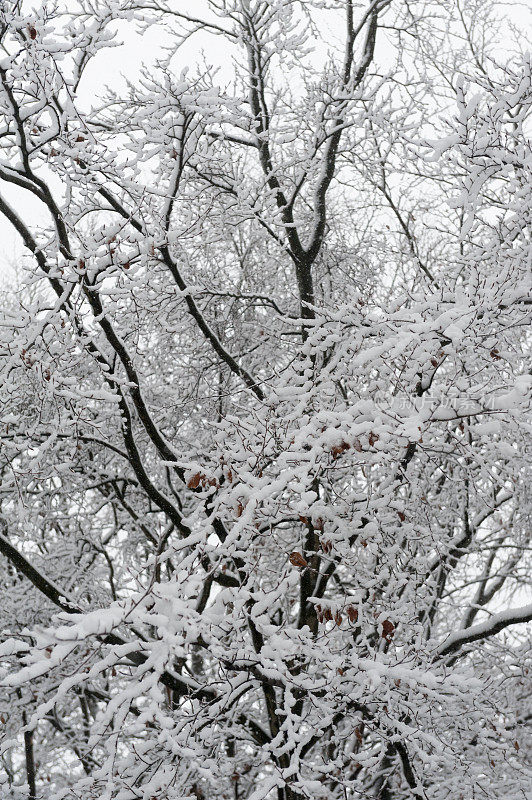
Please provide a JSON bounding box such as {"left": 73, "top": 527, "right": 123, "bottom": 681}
{"left": 0, "top": 1, "right": 531, "bottom": 285}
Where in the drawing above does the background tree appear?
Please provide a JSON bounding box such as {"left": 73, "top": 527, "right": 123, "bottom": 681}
{"left": 0, "top": 1, "right": 530, "bottom": 799}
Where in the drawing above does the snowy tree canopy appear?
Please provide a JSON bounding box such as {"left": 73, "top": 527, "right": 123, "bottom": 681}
{"left": 0, "top": 1, "right": 530, "bottom": 799}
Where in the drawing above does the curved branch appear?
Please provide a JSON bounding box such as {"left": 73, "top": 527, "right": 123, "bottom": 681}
{"left": 437, "top": 603, "right": 532, "bottom": 658}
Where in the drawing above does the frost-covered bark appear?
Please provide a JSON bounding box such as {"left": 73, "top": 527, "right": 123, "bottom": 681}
{"left": 0, "top": 2, "right": 530, "bottom": 799}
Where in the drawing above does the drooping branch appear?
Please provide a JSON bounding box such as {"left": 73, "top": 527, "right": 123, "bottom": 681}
{"left": 436, "top": 603, "right": 532, "bottom": 658}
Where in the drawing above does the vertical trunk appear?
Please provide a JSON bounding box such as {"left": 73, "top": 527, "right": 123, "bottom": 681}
{"left": 22, "top": 712, "right": 37, "bottom": 800}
